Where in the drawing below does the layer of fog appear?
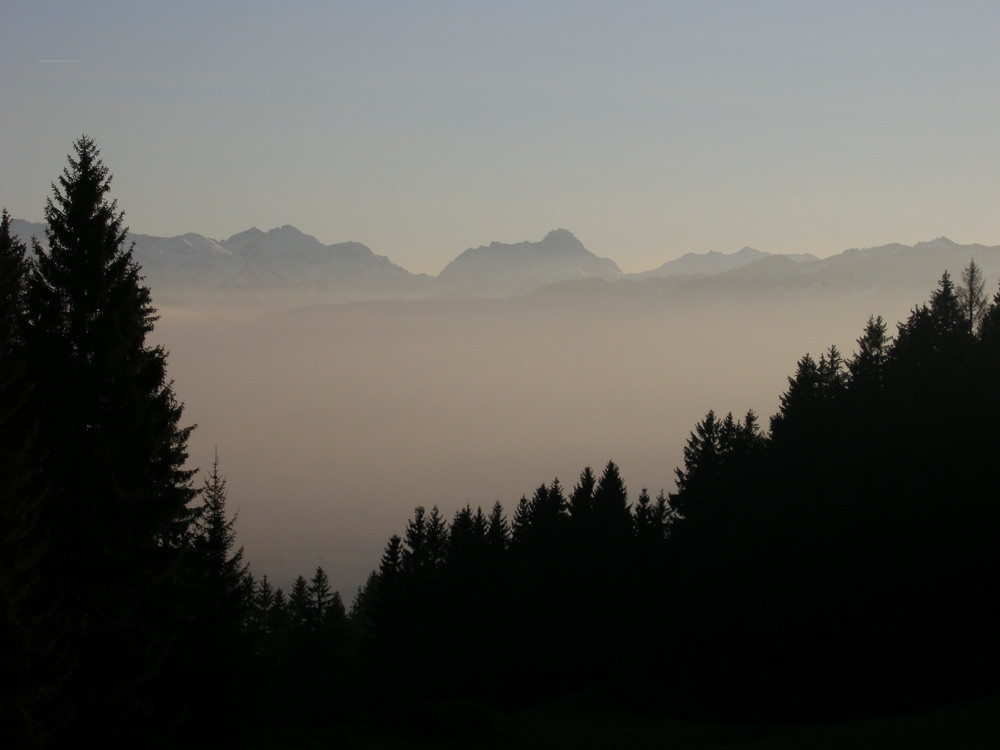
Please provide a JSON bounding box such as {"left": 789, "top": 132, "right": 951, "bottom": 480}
{"left": 152, "top": 285, "right": 926, "bottom": 600}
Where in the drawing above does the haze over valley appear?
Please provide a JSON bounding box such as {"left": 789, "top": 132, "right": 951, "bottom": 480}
{"left": 15, "top": 219, "right": 994, "bottom": 596}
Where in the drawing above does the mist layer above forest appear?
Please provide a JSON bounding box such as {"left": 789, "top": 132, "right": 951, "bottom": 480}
{"left": 152, "top": 275, "right": 949, "bottom": 597}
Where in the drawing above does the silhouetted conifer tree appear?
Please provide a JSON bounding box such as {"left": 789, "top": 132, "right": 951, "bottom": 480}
{"left": 0, "top": 209, "right": 61, "bottom": 748}
{"left": 425, "top": 505, "right": 449, "bottom": 571}
{"left": 472, "top": 504, "right": 488, "bottom": 539}
{"left": 441, "top": 506, "right": 492, "bottom": 691}
{"left": 510, "top": 496, "right": 532, "bottom": 548}
{"left": 670, "top": 411, "right": 722, "bottom": 522}
{"left": 633, "top": 488, "right": 654, "bottom": 541}
{"left": 267, "top": 587, "right": 290, "bottom": 648}
{"left": 654, "top": 490, "right": 671, "bottom": 535}
{"left": 353, "top": 533, "right": 403, "bottom": 636}
{"left": 379, "top": 534, "right": 404, "bottom": 583}
{"left": 308, "top": 566, "right": 333, "bottom": 621}
{"left": 402, "top": 506, "right": 428, "bottom": 576}
{"left": 957, "top": 258, "right": 988, "bottom": 335}
{"left": 174, "top": 451, "right": 256, "bottom": 737}
{"left": 769, "top": 346, "right": 846, "bottom": 502}
{"left": 486, "top": 501, "right": 510, "bottom": 553}
{"left": 889, "top": 271, "right": 973, "bottom": 455}
{"left": 250, "top": 575, "right": 276, "bottom": 639}
{"left": 976, "top": 280, "right": 1000, "bottom": 416}
{"left": 770, "top": 347, "right": 845, "bottom": 449}
{"left": 288, "top": 575, "right": 312, "bottom": 636}
{"left": 293, "top": 567, "right": 350, "bottom": 714}
{"left": 977, "top": 280, "right": 1000, "bottom": 348}
{"left": 585, "top": 462, "right": 633, "bottom": 674}
{"left": 392, "top": 505, "right": 454, "bottom": 693}
{"left": 23, "top": 136, "right": 197, "bottom": 744}
{"left": 446, "top": 505, "right": 483, "bottom": 569}
{"left": 568, "top": 465, "right": 596, "bottom": 523}
{"left": 843, "top": 315, "right": 893, "bottom": 499}
{"left": 193, "top": 450, "right": 250, "bottom": 628}
{"left": 526, "top": 481, "right": 568, "bottom": 544}
{"left": 353, "top": 534, "right": 404, "bottom": 688}
{"left": 593, "top": 461, "right": 630, "bottom": 539}
{"left": 847, "top": 315, "right": 890, "bottom": 399}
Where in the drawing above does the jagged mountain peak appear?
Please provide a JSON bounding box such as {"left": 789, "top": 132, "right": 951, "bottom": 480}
{"left": 220, "top": 224, "right": 326, "bottom": 261}
{"left": 225, "top": 226, "right": 264, "bottom": 242}
{"left": 913, "top": 236, "right": 960, "bottom": 252}
{"left": 477, "top": 228, "right": 587, "bottom": 256}
{"left": 538, "top": 228, "right": 590, "bottom": 257}
{"left": 438, "top": 229, "right": 621, "bottom": 296}
{"left": 541, "top": 227, "right": 580, "bottom": 243}
{"left": 270, "top": 224, "right": 313, "bottom": 239}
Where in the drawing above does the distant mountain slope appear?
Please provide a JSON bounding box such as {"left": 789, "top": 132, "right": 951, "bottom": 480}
{"left": 9, "top": 219, "right": 45, "bottom": 245}
{"left": 716, "top": 236, "right": 1000, "bottom": 299}
{"left": 436, "top": 228, "right": 622, "bottom": 297}
{"left": 11, "top": 219, "right": 430, "bottom": 297}
{"left": 537, "top": 236, "right": 1000, "bottom": 308}
{"left": 809, "top": 237, "right": 999, "bottom": 295}
{"left": 209, "top": 225, "right": 426, "bottom": 294}
{"left": 629, "top": 246, "right": 817, "bottom": 279}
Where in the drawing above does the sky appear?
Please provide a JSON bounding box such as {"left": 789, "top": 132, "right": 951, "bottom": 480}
{"left": 3, "top": 1, "right": 1000, "bottom": 275}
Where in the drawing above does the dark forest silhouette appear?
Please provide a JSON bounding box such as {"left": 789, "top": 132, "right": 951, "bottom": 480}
{"left": 3, "top": 138, "right": 1000, "bottom": 747}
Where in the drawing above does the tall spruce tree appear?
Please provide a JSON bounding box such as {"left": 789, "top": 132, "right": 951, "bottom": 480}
{"left": 889, "top": 271, "right": 972, "bottom": 426}
{"left": 485, "top": 501, "right": 509, "bottom": 552}
{"left": 670, "top": 411, "right": 722, "bottom": 521}
{"left": 194, "top": 450, "right": 250, "bottom": 623}
{"left": 288, "top": 575, "right": 312, "bottom": 635}
{"left": 847, "top": 315, "right": 889, "bottom": 397}
{"left": 0, "top": 210, "right": 41, "bottom": 608}
{"left": 568, "top": 466, "right": 596, "bottom": 523}
{"left": 24, "top": 136, "right": 197, "bottom": 742}
{"left": 177, "top": 451, "right": 255, "bottom": 740}
{"left": 0, "top": 209, "right": 60, "bottom": 749}
{"left": 957, "top": 259, "right": 988, "bottom": 336}
{"left": 976, "top": 281, "right": 1000, "bottom": 410}
{"left": 308, "top": 566, "right": 333, "bottom": 622}
{"left": 352, "top": 534, "right": 404, "bottom": 682}
{"left": 592, "top": 461, "right": 631, "bottom": 540}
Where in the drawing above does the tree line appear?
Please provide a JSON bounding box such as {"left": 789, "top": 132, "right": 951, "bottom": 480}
{"left": 3, "top": 137, "right": 1000, "bottom": 746}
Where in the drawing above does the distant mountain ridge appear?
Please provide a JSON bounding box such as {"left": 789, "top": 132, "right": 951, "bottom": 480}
{"left": 10, "top": 218, "right": 1000, "bottom": 303}
{"left": 629, "top": 246, "right": 818, "bottom": 279}
{"left": 10, "top": 221, "right": 627, "bottom": 298}
{"left": 437, "top": 228, "right": 622, "bottom": 297}
{"left": 12, "top": 220, "right": 429, "bottom": 297}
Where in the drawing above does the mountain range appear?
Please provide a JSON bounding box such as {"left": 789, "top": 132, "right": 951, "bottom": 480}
{"left": 11, "top": 219, "right": 1000, "bottom": 304}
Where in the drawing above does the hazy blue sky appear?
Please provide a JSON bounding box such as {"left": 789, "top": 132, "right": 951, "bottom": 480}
{"left": 3, "top": 1, "right": 999, "bottom": 274}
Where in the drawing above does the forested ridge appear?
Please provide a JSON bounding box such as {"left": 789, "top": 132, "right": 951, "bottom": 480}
{"left": 3, "top": 138, "right": 1000, "bottom": 747}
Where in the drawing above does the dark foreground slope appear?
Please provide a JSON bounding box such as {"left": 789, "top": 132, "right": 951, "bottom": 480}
{"left": 242, "top": 691, "right": 1000, "bottom": 750}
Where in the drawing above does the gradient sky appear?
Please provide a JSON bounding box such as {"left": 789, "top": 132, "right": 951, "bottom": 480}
{"left": 3, "top": 1, "right": 1000, "bottom": 275}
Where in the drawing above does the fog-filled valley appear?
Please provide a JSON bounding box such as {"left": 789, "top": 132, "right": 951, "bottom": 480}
{"left": 13, "top": 215, "right": 997, "bottom": 599}
{"left": 152, "top": 279, "right": 936, "bottom": 598}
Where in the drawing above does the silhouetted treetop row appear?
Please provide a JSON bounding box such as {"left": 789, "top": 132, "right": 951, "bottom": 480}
{"left": 342, "top": 261, "right": 1000, "bottom": 716}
